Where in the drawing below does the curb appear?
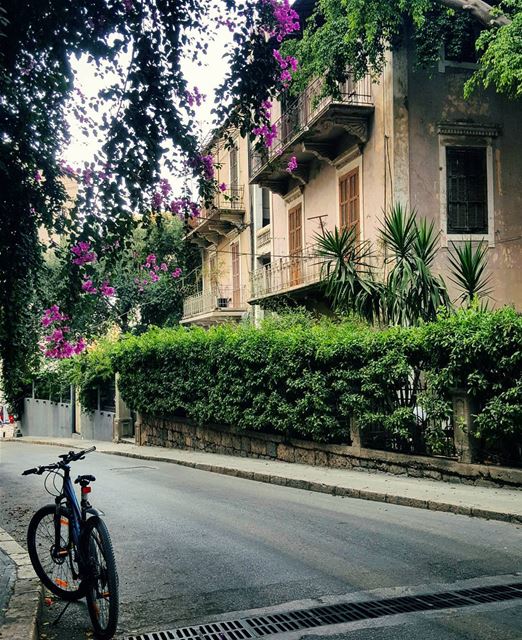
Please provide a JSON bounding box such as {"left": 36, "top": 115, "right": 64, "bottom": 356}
{"left": 0, "top": 527, "right": 41, "bottom": 640}
{"left": 6, "top": 438, "right": 522, "bottom": 526}
{"left": 104, "top": 450, "right": 522, "bottom": 525}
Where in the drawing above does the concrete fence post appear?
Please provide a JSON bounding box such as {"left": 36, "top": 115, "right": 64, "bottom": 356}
{"left": 134, "top": 411, "right": 143, "bottom": 446}
{"left": 452, "top": 390, "right": 478, "bottom": 464}
{"left": 349, "top": 416, "right": 362, "bottom": 451}
{"left": 113, "top": 373, "right": 132, "bottom": 443}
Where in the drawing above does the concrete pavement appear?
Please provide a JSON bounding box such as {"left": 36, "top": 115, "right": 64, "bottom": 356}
{"left": 1, "top": 440, "right": 521, "bottom": 640}
{"left": 0, "top": 527, "right": 41, "bottom": 640}
{"left": 7, "top": 435, "right": 522, "bottom": 525}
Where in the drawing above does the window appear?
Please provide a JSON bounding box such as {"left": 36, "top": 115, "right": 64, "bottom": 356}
{"left": 261, "top": 188, "right": 270, "bottom": 227}
{"left": 339, "top": 168, "right": 360, "bottom": 236}
{"left": 446, "top": 147, "right": 487, "bottom": 234}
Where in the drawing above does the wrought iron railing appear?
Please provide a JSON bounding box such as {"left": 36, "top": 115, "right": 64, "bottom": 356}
{"left": 250, "top": 249, "right": 327, "bottom": 299}
{"left": 182, "top": 285, "right": 247, "bottom": 319}
{"left": 251, "top": 74, "right": 373, "bottom": 174}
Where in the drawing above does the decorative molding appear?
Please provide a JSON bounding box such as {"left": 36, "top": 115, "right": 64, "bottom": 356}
{"left": 283, "top": 186, "right": 302, "bottom": 204}
{"left": 334, "top": 145, "right": 362, "bottom": 170}
{"left": 438, "top": 122, "right": 501, "bottom": 138}
{"left": 300, "top": 141, "right": 336, "bottom": 165}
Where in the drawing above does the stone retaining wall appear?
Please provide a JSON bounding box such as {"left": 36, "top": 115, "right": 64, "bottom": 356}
{"left": 137, "top": 415, "right": 522, "bottom": 489}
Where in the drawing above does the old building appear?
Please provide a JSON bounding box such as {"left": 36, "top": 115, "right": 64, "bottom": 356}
{"left": 183, "top": 1, "right": 522, "bottom": 321}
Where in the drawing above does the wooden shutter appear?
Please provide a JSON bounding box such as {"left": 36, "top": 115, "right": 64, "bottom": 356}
{"left": 339, "top": 168, "right": 360, "bottom": 237}
{"left": 288, "top": 204, "right": 302, "bottom": 286}
{"left": 446, "top": 147, "right": 487, "bottom": 234}
{"left": 231, "top": 243, "right": 241, "bottom": 307}
{"left": 230, "top": 147, "right": 239, "bottom": 190}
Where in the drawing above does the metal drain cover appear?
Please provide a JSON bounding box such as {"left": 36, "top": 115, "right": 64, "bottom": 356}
{"left": 124, "top": 582, "right": 522, "bottom": 640}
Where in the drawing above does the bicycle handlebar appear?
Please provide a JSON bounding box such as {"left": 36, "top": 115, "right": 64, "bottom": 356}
{"left": 22, "top": 446, "right": 96, "bottom": 476}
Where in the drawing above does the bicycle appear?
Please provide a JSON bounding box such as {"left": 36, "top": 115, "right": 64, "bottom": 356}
{"left": 22, "top": 446, "right": 119, "bottom": 639}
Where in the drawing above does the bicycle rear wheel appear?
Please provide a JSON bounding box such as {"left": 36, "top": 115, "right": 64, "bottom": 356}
{"left": 27, "top": 504, "right": 85, "bottom": 601}
{"left": 83, "top": 516, "right": 119, "bottom": 639}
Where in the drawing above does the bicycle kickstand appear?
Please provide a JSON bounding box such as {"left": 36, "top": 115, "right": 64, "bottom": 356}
{"left": 52, "top": 600, "right": 72, "bottom": 626}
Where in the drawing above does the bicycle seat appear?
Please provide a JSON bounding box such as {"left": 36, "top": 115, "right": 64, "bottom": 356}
{"left": 74, "top": 474, "right": 96, "bottom": 486}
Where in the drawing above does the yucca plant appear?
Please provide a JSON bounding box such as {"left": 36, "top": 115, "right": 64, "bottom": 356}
{"left": 448, "top": 240, "right": 492, "bottom": 305}
{"left": 316, "top": 225, "right": 381, "bottom": 323}
{"left": 381, "top": 204, "right": 450, "bottom": 326}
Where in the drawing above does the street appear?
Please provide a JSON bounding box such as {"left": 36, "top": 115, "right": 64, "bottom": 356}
{"left": 1, "top": 441, "right": 521, "bottom": 639}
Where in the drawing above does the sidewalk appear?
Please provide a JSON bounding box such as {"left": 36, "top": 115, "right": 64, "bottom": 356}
{"left": 0, "top": 527, "right": 41, "bottom": 640}
{"left": 7, "top": 436, "right": 522, "bottom": 525}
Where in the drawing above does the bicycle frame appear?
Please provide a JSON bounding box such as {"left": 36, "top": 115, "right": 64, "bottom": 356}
{"left": 55, "top": 465, "right": 83, "bottom": 549}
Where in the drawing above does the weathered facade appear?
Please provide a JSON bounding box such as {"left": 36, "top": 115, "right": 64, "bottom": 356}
{"left": 182, "top": 6, "right": 522, "bottom": 319}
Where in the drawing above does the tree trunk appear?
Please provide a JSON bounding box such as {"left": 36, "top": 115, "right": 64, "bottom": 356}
{"left": 438, "top": 0, "right": 511, "bottom": 27}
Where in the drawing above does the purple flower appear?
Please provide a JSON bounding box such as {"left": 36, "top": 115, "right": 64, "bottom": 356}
{"left": 100, "top": 281, "right": 115, "bottom": 297}
{"left": 82, "top": 279, "right": 98, "bottom": 294}
{"left": 219, "top": 182, "right": 227, "bottom": 192}
{"left": 286, "top": 156, "right": 298, "bottom": 173}
{"left": 34, "top": 170, "right": 42, "bottom": 182}
{"left": 152, "top": 192, "right": 163, "bottom": 209}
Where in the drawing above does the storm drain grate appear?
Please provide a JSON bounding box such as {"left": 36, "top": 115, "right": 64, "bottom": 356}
{"left": 125, "top": 582, "right": 522, "bottom": 640}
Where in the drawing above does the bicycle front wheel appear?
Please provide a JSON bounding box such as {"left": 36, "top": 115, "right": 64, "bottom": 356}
{"left": 83, "top": 516, "right": 119, "bottom": 639}
{"left": 27, "top": 504, "right": 85, "bottom": 601}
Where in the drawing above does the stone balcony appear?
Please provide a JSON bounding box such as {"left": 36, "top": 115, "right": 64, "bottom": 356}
{"left": 250, "top": 74, "right": 374, "bottom": 196}
{"left": 186, "top": 186, "right": 245, "bottom": 248}
{"left": 249, "top": 249, "right": 326, "bottom": 303}
{"left": 181, "top": 285, "right": 248, "bottom": 326}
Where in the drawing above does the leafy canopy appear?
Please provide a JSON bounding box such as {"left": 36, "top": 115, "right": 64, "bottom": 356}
{"left": 284, "top": 0, "right": 522, "bottom": 99}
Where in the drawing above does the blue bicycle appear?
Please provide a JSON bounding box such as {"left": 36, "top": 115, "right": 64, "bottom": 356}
{"left": 23, "top": 446, "right": 119, "bottom": 639}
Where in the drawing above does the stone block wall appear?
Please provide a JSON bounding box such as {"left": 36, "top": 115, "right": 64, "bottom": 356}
{"left": 137, "top": 415, "right": 522, "bottom": 488}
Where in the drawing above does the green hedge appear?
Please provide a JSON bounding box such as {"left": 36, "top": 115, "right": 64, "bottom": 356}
{"left": 48, "top": 308, "right": 522, "bottom": 462}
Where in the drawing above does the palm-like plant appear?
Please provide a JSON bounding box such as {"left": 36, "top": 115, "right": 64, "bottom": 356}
{"left": 316, "top": 225, "right": 381, "bottom": 322}
{"left": 448, "top": 240, "right": 492, "bottom": 305}
{"left": 381, "top": 204, "right": 450, "bottom": 326}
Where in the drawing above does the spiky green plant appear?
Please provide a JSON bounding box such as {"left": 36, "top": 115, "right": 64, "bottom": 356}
{"left": 448, "top": 241, "right": 492, "bottom": 305}
{"left": 316, "top": 226, "right": 381, "bottom": 323}
{"left": 381, "top": 204, "right": 450, "bottom": 326}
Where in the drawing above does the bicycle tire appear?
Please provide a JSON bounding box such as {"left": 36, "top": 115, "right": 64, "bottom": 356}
{"left": 83, "top": 516, "right": 119, "bottom": 639}
{"left": 27, "top": 504, "right": 86, "bottom": 601}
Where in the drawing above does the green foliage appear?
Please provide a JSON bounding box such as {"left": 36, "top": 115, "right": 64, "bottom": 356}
{"left": 283, "top": 0, "right": 521, "bottom": 100}
{"left": 67, "top": 339, "right": 116, "bottom": 411}
{"left": 41, "top": 214, "right": 199, "bottom": 338}
{"left": 448, "top": 240, "right": 492, "bottom": 304}
{"left": 316, "top": 225, "right": 381, "bottom": 322}
{"left": 465, "top": 1, "right": 522, "bottom": 99}
{"left": 0, "top": 0, "right": 285, "bottom": 409}
{"left": 98, "top": 308, "right": 522, "bottom": 459}
{"left": 318, "top": 204, "right": 453, "bottom": 327}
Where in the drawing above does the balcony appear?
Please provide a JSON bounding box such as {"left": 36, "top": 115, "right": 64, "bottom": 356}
{"left": 187, "top": 186, "right": 245, "bottom": 248}
{"left": 250, "top": 74, "right": 374, "bottom": 196}
{"left": 249, "top": 249, "right": 327, "bottom": 303}
{"left": 181, "top": 285, "right": 248, "bottom": 326}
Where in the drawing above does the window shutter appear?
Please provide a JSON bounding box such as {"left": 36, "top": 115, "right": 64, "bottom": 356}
{"left": 446, "top": 147, "right": 487, "bottom": 234}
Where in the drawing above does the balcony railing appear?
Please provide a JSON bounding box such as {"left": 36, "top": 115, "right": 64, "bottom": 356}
{"left": 251, "top": 74, "right": 373, "bottom": 174}
{"left": 250, "top": 249, "right": 327, "bottom": 300}
{"left": 182, "top": 285, "right": 247, "bottom": 320}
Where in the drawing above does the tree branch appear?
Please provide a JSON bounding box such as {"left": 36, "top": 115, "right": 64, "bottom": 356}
{"left": 437, "top": 0, "right": 511, "bottom": 27}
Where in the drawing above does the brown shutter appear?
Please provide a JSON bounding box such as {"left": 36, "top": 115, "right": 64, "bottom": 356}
{"left": 231, "top": 243, "right": 241, "bottom": 307}
{"left": 288, "top": 204, "right": 303, "bottom": 285}
{"left": 339, "top": 167, "right": 360, "bottom": 238}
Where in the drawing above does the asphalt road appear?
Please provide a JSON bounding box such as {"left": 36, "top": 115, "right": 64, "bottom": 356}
{"left": 0, "top": 441, "right": 521, "bottom": 640}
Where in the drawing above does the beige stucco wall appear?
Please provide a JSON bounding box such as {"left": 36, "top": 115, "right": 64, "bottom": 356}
{"left": 406, "top": 46, "right": 522, "bottom": 308}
